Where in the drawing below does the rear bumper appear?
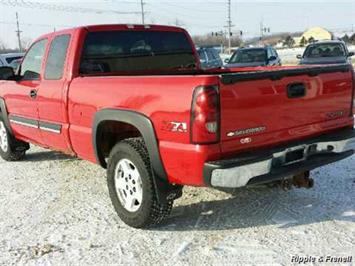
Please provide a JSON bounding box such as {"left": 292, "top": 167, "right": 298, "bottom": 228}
{"left": 204, "top": 128, "right": 355, "bottom": 188}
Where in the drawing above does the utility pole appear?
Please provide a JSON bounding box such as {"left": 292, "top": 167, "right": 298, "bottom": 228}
{"left": 226, "top": 0, "right": 234, "bottom": 54}
{"left": 15, "top": 12, "right": 22, "bottom": 52}
{"left": 260, "top": 20, "right": 264, "bottom": 43}
{"left": 140, "top": 0, "right": 145, "bottom": 24}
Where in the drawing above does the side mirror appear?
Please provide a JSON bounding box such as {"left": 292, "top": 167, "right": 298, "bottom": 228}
{"left": 268, "top": 56, "right": 277, "bottom": 61}
{"left": 224, "top": 58, "right": 230, "bottom": 63}
{"left": 22, "top": 70, "right": 40, "bottom": 80}
{"left": 348, "top": 52, "right": 354, "bottom": 57}
{"left": 296, "top": 54, "right": 302, "bottom": 59}
{"left": 0, "top": 67, "right": 15, "bottom": 80}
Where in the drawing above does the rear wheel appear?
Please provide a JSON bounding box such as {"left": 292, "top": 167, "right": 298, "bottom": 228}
{"left": 0, "top": 118, "right": 28, "bottom": 161}
{"left": 107, "top": 138, "right": 173, "bottom": 228}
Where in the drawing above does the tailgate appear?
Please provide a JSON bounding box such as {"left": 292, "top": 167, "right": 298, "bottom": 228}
{"left": 219, "top": 64, "right": 354, "bottom": 154}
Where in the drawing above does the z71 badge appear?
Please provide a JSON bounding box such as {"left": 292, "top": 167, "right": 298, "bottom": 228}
{"left": 227, "top": 126, "right": 266, "bottom": 137}
{"left": 162, "top": 121, "right": 188, "bottom": 133}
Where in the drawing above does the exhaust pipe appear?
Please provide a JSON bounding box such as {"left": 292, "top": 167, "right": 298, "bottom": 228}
{"left": 292, "top": 171, "right": 314, "bottom": 189}
{"left": 279, "top": 171, "right": 314, "bottom": 190}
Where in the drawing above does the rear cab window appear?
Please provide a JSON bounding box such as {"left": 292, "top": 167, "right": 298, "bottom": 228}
{"left": 304, "top": 43, "right": 346, "bottom": 58}
{"left": 80, "top": 30, "right": 196, "bottom": 74}
{"left": 229, "top": 48, "right": 267, "bottom": 64}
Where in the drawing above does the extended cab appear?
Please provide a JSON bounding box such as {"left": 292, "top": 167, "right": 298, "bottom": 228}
{"left": 0, "top": 25, "right": 354, "bottom": 228}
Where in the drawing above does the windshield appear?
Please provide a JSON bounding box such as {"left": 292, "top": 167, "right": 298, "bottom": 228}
{"left": 229, "top": 49, "right": 266, "bottom": 64}
{"left": 304, "top": 43, "right": 346, "bottom": 58}
{"left": 80, "top": 30, "right": 196, "bottom": 74}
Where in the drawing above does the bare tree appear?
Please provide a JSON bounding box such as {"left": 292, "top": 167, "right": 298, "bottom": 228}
{"left": 341, "top": 34, "right": 350, "bottom": 44}
{"left": 192, "top": 34, "right": 242, "bottom": 49}
{"left": 0, "top": 39, "right": 20, "bottom": 53}
{"left": 349, "top": 33, "right": 355, "bottom": 44}
{"left": 20, "top": 37, "right": 33, "bottom": 50}
{"left": 300, "top": 36, "right": 307, "bottom": 47}
{"left": 283, "top": 35, "right": 295, "bottom": 48}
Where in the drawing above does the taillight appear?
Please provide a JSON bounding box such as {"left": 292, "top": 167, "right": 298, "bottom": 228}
{"left": 190, "top": 85, "right": 220, "bottom": 144}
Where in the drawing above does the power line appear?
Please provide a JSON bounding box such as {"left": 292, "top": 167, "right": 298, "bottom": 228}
{"left": 157, "top": 2, "right": 225, "bottom": 14}
{"left": 0, "top": 20, "right": 74, "bottom": 29}
{"left": 0, "top": 0, "right": 141, "bottom": 15}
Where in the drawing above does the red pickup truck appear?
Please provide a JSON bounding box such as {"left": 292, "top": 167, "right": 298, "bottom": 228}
{"left": 0, "top": 24, "right": 354, "bottom": 228}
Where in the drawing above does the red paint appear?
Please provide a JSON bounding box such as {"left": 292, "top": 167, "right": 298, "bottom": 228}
{"left": 0, "top": 25, "right": 354, "bottom": 187}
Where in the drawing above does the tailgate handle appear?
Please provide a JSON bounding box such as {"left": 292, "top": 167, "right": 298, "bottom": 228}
{"left": 287, "top": 83, "right": 306, "bottom": 98}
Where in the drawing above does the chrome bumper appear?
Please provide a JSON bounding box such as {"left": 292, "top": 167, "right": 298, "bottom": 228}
{"left": 207, "top": 132, "right": 355, "bottom": 188}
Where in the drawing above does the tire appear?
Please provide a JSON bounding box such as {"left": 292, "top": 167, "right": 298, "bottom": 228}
{"left": 107, "top": 138, "right": 173, "bottom": 228}
{"left": 0, "top": 117, "right": 28, "bottom": 161}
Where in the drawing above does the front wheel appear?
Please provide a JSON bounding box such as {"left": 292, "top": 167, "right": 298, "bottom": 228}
{"left": 107, "top": 138, "right": 173, "bottom": 228}
{"left": 0, "top": 119, "right": 28, "bottom": 161}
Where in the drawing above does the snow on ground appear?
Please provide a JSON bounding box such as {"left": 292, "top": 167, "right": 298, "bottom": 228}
{"left": 0, "top": 146, "right": 354, "bottom": 265}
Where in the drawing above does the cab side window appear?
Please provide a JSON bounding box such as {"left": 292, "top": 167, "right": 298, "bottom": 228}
{"left": 45, "top": 35, "right": 71, "bottom": 80}
{"left": 20, "top": 39, "right": 47, "bottom": 80}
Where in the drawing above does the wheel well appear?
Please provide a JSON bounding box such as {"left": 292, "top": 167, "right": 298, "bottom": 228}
{"left": 96, "top": 120, "right": 142, "bottom": 162}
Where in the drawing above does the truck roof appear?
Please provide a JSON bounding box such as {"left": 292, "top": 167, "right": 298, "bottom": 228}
{"left": 35, "top": 24, "right": 187, "bottom": 41}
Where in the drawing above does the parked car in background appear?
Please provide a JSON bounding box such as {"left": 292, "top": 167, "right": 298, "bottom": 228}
{"left": 9, "top": 58, "right": 22, "bottom": 71}
{"left": 297, "top": 41, "right": 354, "bottom": 65}
{"left": 197, "top": 47, "right": 223, "bottom": 69}
{"left": 225, "top": 46, "right": 281, "bottom": 68}
{"left": 0, "top": 53, "right": 24, "bottom": 69}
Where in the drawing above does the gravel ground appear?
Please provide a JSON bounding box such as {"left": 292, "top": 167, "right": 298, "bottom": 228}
{"left": 0, "top": 146, "right": 354, "bottom": 266}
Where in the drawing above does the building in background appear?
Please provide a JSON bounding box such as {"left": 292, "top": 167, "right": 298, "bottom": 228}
{"left": 293, "top": 27, "right": 333, "bottom": 47}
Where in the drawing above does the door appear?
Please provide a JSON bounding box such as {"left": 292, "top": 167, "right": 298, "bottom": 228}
{"left": 5, "top": 39, "right": 48, "bottom": 145}
{"left": 37, "top": 34, "right": 73, "bottom": 153}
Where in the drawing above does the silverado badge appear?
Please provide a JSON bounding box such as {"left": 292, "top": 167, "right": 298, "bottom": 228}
{"left": 227, "top": 126, "right": 266, "bottom": 137}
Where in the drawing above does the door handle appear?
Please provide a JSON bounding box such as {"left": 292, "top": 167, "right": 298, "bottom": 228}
{"left": 287, "top": 83, "right": 306, "bottom": 99}
{"left": 29, "top": 89, "right": 38, "bottom": 99}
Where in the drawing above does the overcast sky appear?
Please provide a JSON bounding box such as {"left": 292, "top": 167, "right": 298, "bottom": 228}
{"left": 0, "top": 0, "right": 355, "bottom": 48}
